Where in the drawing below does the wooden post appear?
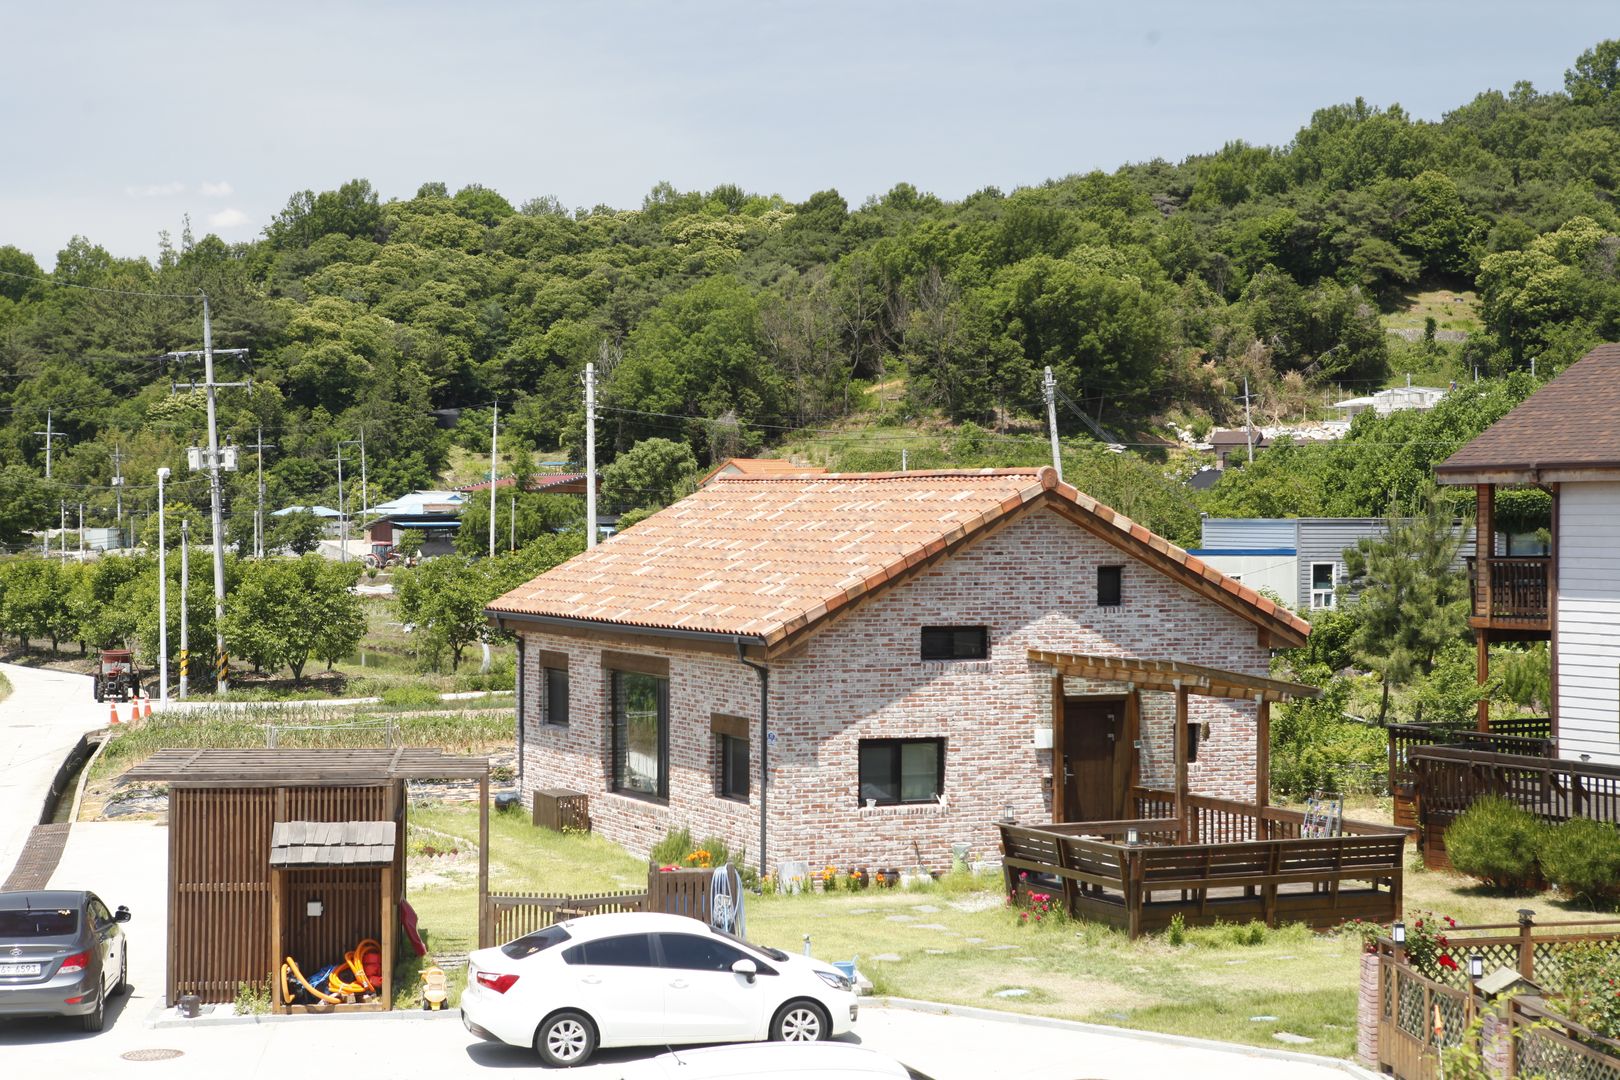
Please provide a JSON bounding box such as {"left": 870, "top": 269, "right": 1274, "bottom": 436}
{"left": 1517, "top": 909, "right": 1535, "bottom": 979}
{"left": 379, "top": 865, "right": 394, "bottom": 1010}
{"left": 477, "top": 770, "right": 490, "bottom": 949}
{"left": 1174, "top": 682, "right": 1189, "bottom": 842}
{"left": 269, "top": 866, "right": 283, "bottom": 1014}
{"left": 1476, "top": 483, "right": 1495, "bottom": 731}
{"left": 1050, "top": 676, "right": 1065, "bottom": 822}
{"left": 1255, "top": 695, "right": 1271, "bottom": 808}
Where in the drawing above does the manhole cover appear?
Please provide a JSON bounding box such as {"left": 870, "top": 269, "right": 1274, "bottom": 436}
{"left": 121, "top": 1049, "right": 184, "bottom": 1062}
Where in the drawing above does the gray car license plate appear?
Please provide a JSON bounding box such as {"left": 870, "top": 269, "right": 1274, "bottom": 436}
{"left": 0, "top": 963, "right": 42, "bottom": 976}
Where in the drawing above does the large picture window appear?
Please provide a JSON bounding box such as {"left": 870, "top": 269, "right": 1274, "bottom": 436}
{"left": 612, "top": 670, "right": 668, "bottom": 800}
{"left": 858, "top": 738, "right": 945, "bottom": 806}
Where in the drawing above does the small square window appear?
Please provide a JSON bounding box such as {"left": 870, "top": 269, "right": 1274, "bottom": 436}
{"left": 1310, "top": 563, "right": 1337, "bottom": 609}
{"left": 920, "top": 626, "right": 987, "bottom": 661}
{"left": 858, "top": 738, "right": 945, "bottom": 806}
{"left": 1097, "top": 565, "right": 1123, "bottom": 607}
{"left": 544, "top": 667, "right": 569, "bottom": 726}
{"left": 718, "top": 734, "right": 749, "bottom": 801}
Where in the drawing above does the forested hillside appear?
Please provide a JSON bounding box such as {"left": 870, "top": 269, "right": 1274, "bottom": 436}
{"left": 2, "top": 40, "right": 1619, "bottom": 544}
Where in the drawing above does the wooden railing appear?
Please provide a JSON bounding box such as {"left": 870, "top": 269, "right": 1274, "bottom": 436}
{"left": 1510, "top": 996, "right": 1620, "bottom": 1080}
{"left": 1388, "top": 722, "right": 1555, "bottom": 787}
{"left": 1413, "top": 747, "right": 1620, "bottom": 826}
{"left": 484, "top": 889, "right": 648, "bottom": 946}
{"left": 1468, "top": 556, "right": 1551, "bottom": 623}
{"left": 999, "top": 794, "right": 1408, "bottom": 939}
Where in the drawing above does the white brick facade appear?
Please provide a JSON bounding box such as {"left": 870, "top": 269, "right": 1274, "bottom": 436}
{"left": 516, "top": 507, "right": 1270, "bottom": 872}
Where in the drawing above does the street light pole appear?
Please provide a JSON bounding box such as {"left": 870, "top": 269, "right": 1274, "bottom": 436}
{"left": 200, "top": 296, "right": 231, "bottom": 694}
{"left": 157, "top": 467, "right": 171, "bottom": 710}
{"left": 179, "top": 518, "right": 190, "bottom": 700}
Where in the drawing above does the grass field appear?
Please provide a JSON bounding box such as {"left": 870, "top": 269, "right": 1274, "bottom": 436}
{"left": 1384, "top": 287, "right": 1481, "bottom": 333}
{"left": 398, "top": 801, "right": 1609, "bottom": 1059}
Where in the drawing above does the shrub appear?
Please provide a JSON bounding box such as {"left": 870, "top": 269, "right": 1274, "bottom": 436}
{"left": 1444, "top": 796, "right": 1542, "bottom": 890}
{"left": 1538, "top": 818, "right": 1620, "bottom": 905}
{"left": 651, "top": 827, "right": 694, "bottom": 867}
{"left": 1559, "top": 942, "right": 1620, "bottom": 1039}
{"left": 1166, "top": 913, "right": 1187, "bottom": 946}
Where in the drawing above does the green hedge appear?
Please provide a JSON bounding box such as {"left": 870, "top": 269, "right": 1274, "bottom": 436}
{"left": 1540, "top": 818, "right": 1620, "bottom": 905}
{"left": 1444, "top": 796, "right": 1542, "bottom": 890}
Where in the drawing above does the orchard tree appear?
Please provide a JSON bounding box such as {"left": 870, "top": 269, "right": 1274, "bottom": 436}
{"left": 225, "top": 555, "right": 365, "bottom": 681}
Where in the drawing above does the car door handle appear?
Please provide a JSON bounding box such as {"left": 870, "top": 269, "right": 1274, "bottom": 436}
{"left": 581, "top": 976, "right": 602, "bottom": 985}
{"left": 669, "top": 979, "right": 688, "bottom": 989}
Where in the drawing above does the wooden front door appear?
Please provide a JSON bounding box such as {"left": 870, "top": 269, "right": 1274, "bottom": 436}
{"left": 1061, "top": 698, "right": 1124, "bottom": 822}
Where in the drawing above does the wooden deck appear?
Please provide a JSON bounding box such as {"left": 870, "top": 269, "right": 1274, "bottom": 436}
{"left": 1387, "top": 721, "right": 1553, "bottom": 829}
{"left": 998, "top": 791, "right": 1409, "bottom": 938}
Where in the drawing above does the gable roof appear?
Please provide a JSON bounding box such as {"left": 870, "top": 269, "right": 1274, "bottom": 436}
{"left": 1436, "top": 344, "right": 1620, "bottom": 484}
{"left": 488, "top": 467, "right": 1309, "bottom": 652}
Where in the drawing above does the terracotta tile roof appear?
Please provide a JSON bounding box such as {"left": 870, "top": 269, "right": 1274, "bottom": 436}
{"left": 1437, "top": 344, "right": 1620, "bottom": 481}
{"left": 487, "top": 467, "right": 1310, "bottom": 648}
{"left": 698, "top": 457, "right": 827, "bottom": 485}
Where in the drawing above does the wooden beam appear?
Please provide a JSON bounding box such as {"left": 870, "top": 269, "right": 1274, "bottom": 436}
{"left": 1476, "top": 633, "right": 1492, "bottom": 732}
{"left": 1174, "top": 683, "right": 1189, "bottom": 842}
{"left": 380, "top": 864, "right": 394, "bottom": 1011}
{"left": 1255, "top": 696, "right": 1271, "bottom": 808}
{"left": 1477, "top": 483, "right": 1495, "bottom": 627}
{"left": 269, "top": 867, "right": 283, "bottom": 1014}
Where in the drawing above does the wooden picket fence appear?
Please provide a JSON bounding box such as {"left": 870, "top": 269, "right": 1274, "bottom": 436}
{"left": 480, "top": 865, "right": 719, "bottom": 947}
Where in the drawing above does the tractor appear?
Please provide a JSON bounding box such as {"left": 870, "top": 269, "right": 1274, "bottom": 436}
{"left": 93, "top": 649, "right": 138, "bottom": 703}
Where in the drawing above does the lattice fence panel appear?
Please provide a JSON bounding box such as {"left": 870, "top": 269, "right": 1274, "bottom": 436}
{"left": 1518, "top": 1029, "right": 1620, "bottom": 1080}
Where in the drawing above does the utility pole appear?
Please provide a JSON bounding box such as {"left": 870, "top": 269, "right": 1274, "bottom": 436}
{"left": 179, "top": 518, "right": 189, "bottom": 700}
{"left": 509, "top": 492, "right": 516, "bottom": 552}
{"left": 488, "top": 400, "right": 499, "bottom": 559}
{"left": 585, "top": 360, "right": 598, "bottom": 549}
{"left": 163, "top": 299, "right": 248, "bottom": 695}
{"left": 248, "top": 426, "right": 275, "bottom": 558}
{"left": 1042, "top": 366, "right": 1063, "bottom": 483}
{"left": 1241, "top": 376, "right": 1256, "bottom": 464}
{"left": 33, "top": 409, "right": 62, "bottom": 479}
{"left": 901, "top": 448, "right": 907, "bottom": 472}
{"left": 157, "top": 468, "right": 170, "bottom": 709}
{"left": 60, "top": 502, "right": 67, "bottom": 560}
{"left": 358, "top": 427, "right": 368, "bottom": 538}
{"left": 77, "top": 503, "right": 84, "bottom": 561}
{"left": 336, "top": 441, "right": 348, "bottom": 564}
{"left": 111, "top": 443, "right": 125, "bottom": 538}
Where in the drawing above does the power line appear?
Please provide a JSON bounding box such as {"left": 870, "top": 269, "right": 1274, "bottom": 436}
{"left": 0, "top": 265, "right": 201, "bottom": 300}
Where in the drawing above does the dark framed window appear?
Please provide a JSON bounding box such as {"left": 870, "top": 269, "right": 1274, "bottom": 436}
{"left": 544, "top": 667, "right": 570, "bottom": 726}
{"left": 657, "top": 933, "right": 749, "bottom": 972}
{"left": 920, "top": 626, "right": 987, "bottom": 661}
{"left": 1097, "top": 565, "right": 1123, "bottom": 607}
{"left": 858, "top": 738, "right": 945, "bottom": 806}
{"left": 611, "top": 670, "right": 668, "bottom": 800}
{"left": 718, "top": 734, "right": 750, "bottom": 801}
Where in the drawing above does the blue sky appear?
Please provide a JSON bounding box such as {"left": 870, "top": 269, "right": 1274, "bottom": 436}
{"left": 3, "top": 1, "right": 1615, "bottom": 264}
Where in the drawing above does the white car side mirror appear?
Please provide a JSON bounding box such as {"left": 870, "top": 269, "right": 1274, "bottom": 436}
{"left": 731, "top": 958, "right": 757, "bottom": 983}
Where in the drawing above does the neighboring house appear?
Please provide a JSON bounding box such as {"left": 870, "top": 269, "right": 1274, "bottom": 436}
{"left": 271, "top": 504, "right": 344, "bottom": 536}
{"left": 1332, "top": 382, "right": 1449, "bottom": 420}
{"left": 698, "top": 457, "right": 826, "bottom": 485}
{"left": 1435, "top": 343, "right": 1620, "bottom": 763}
{"left": 487, "top": 467, "right": 1309, "bottom": 872}
{"left": 361, "top": 490, "right": 467, "bottom": 557}
{"left": 460, "top": 472, "right": 592, "bottom": 496}
{"left": 1210, "top": 428, "right": 1270, "bottom": 469}
{"left": 1192, "top": 517, "right": 1478, "bottom": 613}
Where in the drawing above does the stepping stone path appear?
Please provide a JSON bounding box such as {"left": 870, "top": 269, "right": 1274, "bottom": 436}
{"left": 964, "top": 937, "right": 986, "bottom": 944}
{"left": 993, "top": 988, "right": 1031, "bottom": 998}
{"left": 983, "top": 944, "right": 1020, "bottom": 951}
{"left": 924, "top": 949, "right": 947, "bottom": 955}
{"left": 912, "top": 904, "right": 941, "bottom": 913}
{"left": 885, "top": 914, "right": 916, "bottom": 923}
{"left": 871, "top": 953, "right": 903, "bottom": 962}
{"left": 848, "top": 908, "right": 876, "bottom": 915}
{"left": 1273, "top": 1033, "right": 1314, "bottom": 1045}
{"left": 909, "top": 923, "right": 949, "bottom": 931}
{"left": 1249, "top": 1016, "right": 1279, "bottom": 1022}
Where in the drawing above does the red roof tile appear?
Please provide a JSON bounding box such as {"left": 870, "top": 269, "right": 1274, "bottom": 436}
{"left": 488, "top": 467, "right": 1310, "bottom": 648}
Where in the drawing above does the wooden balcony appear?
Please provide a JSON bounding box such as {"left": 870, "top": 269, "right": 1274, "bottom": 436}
{"left": 1467, "top": 555, "right": 1550, "bottom": 631}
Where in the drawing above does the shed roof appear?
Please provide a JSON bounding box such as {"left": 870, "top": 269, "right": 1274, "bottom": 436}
{"left": 1027, "top": 649, "right": 1322, "bottom": 703}
{"left": 121, "top": 748, "right": 489, "bottom": 787}
{"left": 698, "top": 457, "right": 828, "bottom": 486}
{"left": 1436, "top": 344, "right": 1620, "bottom": 483}
{"left": 487, "top": 467, "right": 1310, "bottom": 651}
{"left": 269, "top": 820, "right": 396, "bottom": 867}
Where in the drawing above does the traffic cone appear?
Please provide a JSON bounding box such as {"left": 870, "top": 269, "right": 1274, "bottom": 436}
{"left": 109, "top": 701, "right": 120, "bottom": 726}
{"left": 127, "top": 700, "right": 139, "bottom": 725}
{"left": 142, "top": 693, "right": 152, "bottom": 720}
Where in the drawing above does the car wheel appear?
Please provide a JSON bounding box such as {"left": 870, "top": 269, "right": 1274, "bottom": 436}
{"left": 112, "top": 947, "right": 128, "bottom": 996}
{"left": 535, "top": 1010, "right": 596, "bottom": 1067}
{"left": 79, "top": 989, "right": 105, "bottom": 1032}
{"left": 771, "top": 999, "right": 829, "bottom": 1043}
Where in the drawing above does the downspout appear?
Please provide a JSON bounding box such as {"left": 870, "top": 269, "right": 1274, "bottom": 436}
{"left": 736, "top": 639, "right": 770, "bottom": 881}
{"left": 514, "top": 630, "right": 525, "bottom": 792}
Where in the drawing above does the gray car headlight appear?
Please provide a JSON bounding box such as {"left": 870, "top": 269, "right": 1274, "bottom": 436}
{"left": 816, "top": 970, "right": 853, "bottom": 992}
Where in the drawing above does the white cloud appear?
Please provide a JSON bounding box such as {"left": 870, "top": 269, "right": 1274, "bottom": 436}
{"left": 207, "top": 208, "right": 250, "bottom": 229}
{"left": 198, "top": 180, "right": 233, "bottom": 197}
{"left": 125, "top": 181, "right": 185, "bottom": 198}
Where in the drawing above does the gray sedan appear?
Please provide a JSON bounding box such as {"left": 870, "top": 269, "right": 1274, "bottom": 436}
{"left": 0, "top": 890, "right": 131, "bottom": 1032}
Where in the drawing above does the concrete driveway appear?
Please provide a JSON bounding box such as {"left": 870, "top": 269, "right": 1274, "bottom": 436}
{"left": 0, "top": 662, "right": 108, "bottom": 879}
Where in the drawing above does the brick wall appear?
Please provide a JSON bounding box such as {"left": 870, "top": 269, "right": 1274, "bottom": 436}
{"left": 518, "top": 506, "right": 1273, "bottom": 872}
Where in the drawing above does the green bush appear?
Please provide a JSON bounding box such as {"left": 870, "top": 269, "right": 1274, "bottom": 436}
{"left": 379, "top": 684, "right": 440, "bottom": 709}
{"left": 1444, "top": 796, "right": 1542, "bottom": 890}
{"left": 1538, "top": 818, "right": 1620, "bottom": 905}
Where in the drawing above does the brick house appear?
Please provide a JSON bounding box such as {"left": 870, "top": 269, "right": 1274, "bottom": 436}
{"left": 486, "top": 467, "right": 1309, "bottom": 874}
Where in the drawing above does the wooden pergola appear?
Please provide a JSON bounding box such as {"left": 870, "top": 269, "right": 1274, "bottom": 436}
{"left": 1027, "top": 650, "right": 1321, "bottom": 835}
{"left": 123, "top": 748, "right": 490, "bottom": 1010}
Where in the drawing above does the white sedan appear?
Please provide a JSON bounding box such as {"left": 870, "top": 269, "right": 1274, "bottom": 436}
{"left": 461, "top": 911, "right": 858, "bottom": 1067}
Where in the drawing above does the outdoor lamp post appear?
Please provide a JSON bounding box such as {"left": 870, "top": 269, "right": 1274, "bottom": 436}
{"left": 1125, "top": 828, "right": 1140, "bottom": 845}
{"left": 157, "top": 467, "right": 170, "bottom": 710}
{"left": 1469, "top": 954, "right": 1484, "bottom": 980}
{"left": 1392, "top": 921, "right": 1406, "bottom": 945}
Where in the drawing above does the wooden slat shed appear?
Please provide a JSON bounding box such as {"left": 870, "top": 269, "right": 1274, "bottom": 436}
{"left": 122, "top": 748, "right": 490, "bottom": 1012}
